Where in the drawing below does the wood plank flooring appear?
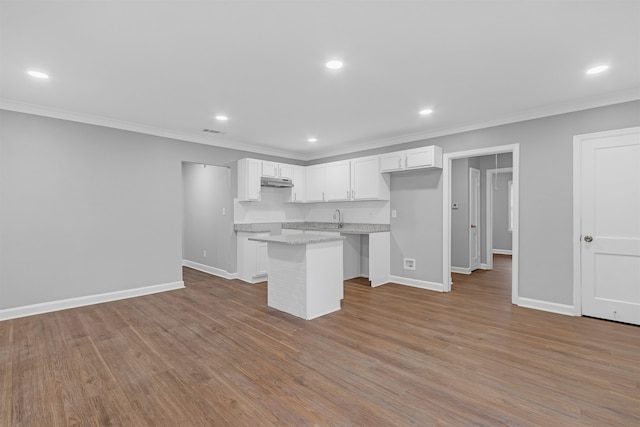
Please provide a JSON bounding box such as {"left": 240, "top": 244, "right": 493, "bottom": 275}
{"left": 1, "top": 255, "right": 639, "bottom": 426}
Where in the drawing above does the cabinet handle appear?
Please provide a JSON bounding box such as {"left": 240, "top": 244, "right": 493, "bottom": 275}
{"left": 347, "top": 190, "right": 349, "bottom": 199}
{"left": 322, "top": 191, "right": 325, "bottom": 201}
{"left": 352, "top": 189, "right": 355, "bottom": 199}
{"left": 398, "top": 158, "right": 402, "bottom": 168}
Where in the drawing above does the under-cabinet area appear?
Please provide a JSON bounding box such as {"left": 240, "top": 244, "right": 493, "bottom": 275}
{"left": 235, "top": 223, "right": 390, "bottom": 286}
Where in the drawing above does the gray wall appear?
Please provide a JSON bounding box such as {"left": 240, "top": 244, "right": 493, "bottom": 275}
{"left": 389, "top": 169, "right": 442, "bottom": 283}
{"left": 0, "top": 110, "right": 297, "bottom": 310}
{"left": 182, "top": 162, "right": 233, "bottom": 273}
{"left": 314, "top": 100, "right": 640, "bottom": 305}
{"left": 493, "top": 172, "right": 513, "bottom": 251}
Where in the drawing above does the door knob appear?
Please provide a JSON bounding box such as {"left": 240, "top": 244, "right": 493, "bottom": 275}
{"left": 584, "top": 235, "right": 593, "bottom": 242}
{"left": 470, "top": 224, "right": 477, "bottom": 228}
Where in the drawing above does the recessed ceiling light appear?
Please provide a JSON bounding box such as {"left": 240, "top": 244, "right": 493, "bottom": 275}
{"left": 27, "top": 70, "right": 49, "bottom": 79}
{"left": 586, "top": 65, "right": 609, "bottom": 75}
{"left": 419, "top": 109, "right": 433, "bottom": 116}
{"left": 326, "top": 60, "right": 343, "bottom": 70}
{"left": 308, "top": 138, "right": 317, "bottom": 143}
{"left": 215, "top": 115, "right": 228, "bottom": 121}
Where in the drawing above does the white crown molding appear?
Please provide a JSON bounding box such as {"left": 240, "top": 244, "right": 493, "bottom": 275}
{"left": 3, "top": 88, "right": 639, "bottom": 162}
{"left": 0, "top": 281, "right": 185, "bottom": 321}
{"left": 0, "top": 99, "right": 298, "bottom": 160}
{"left": 307, "top": 88, "right": 640, "bottom": 160}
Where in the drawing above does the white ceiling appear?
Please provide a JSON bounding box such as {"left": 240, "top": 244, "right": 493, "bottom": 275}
{"left": 2, "top": 1, "right": 639, "bottom": 160}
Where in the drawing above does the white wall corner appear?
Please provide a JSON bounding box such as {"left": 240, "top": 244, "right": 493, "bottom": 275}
{"left": 0, "top": 281, "right": 185, "bottom": 322}
{"left": 492, "top": 249, "right": 513, "bottom": 255}
{"left": 479, "top": 263, "right": 489, "bottom": 270}
{"left": 388, "top": 275, "right": 444, "bottom": 292}
{"left": 182, "top": 259, "right": 237, "bottom": 280}
{"left": 517, "top": 297, "right": 577, "bottom": 316}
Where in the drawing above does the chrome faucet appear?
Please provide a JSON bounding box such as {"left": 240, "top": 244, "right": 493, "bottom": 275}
{"left": 333, "top": 209, "right": 344, "bottom": 229}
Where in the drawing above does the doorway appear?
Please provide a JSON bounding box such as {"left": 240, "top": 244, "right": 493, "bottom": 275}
{"left": 442, "top": 144, "right": 520, "bottom": 304}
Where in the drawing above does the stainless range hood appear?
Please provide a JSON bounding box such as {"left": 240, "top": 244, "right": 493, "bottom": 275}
{"left": 261, "top": 176, "right": 294, "bottom": 188}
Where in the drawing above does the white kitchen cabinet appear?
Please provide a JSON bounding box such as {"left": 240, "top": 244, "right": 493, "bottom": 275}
{"left": 237, "top": 231, "right": 269, "bottom": 283}
{"left": 306, "top": 164, "right": 326, "bottom": 202}
{"left": 380, "top": 145, "right": 443, "bottom": 173}
{"left": 290, "top": 166, "right": 306, "bottom": 203}
{"left": 237, "top": 158, "right": 261, "bottom": 201}
{"left": 379, "top": 152, "right": 405, "bottom": 172}
{"left": 262, "top": 161, "right": 294, "bottom": 179}
{"left": 325, "top": 160, "right": 351, "bottom": 201}
{"left": 351, "top": 156, "right": 389, "bottom": 200}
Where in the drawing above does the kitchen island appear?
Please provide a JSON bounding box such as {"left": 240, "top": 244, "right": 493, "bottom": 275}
{"left": 249, "top": 233, "right": 345, "bottom": 320}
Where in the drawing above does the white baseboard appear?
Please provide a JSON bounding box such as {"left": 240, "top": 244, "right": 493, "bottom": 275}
{"left": 517, "top": 297, "right": 576, "bottom": 316}
{"left": 370, "top": 276, "right": 390, "bottom": 287}
{"left": 182, "top": 260, "right": 238, "bottom": 280}
{"left": 493, "top": 249, "right": 513, "bottom": 255}
{"left": 451, "top": 266, "right": 471, "bottom": 275}
{"left": 388, "top": 275, "right": 444, "bottom": 292}
{"left": 0, "top": 281, "right": 185, "bottom": 322}
{"left": 480, "top": 263, "right": 489, "bottom": 270}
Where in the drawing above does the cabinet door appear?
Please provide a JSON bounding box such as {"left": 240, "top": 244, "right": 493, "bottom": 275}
{"left": 261, "top": 161, "right": 279, "bottom": 178}
{"left": 291, "top": 166, "right": 306, "bottom": 202}
{"left": 256, "top": 242, "right": 268, "bottom": 276}
{"left": 380, "top": 152, "right": 404, "bottom": 172}
{"left": 278, "top": 163, "right": 295, "bottom": 179}
{"left": 405, "top": 146, "right": 434, "bottom": 169}
{"left": 325, "top": 161, "right": 351, "bottom": 201}
{"left": 238, "top": 158, "right": 261, "bottom": 201}
{"left": 306, "top": 165, "right": 326, "bottom": 202}
{"left": 351, "top": 156, "right": 380, "bottom": 200}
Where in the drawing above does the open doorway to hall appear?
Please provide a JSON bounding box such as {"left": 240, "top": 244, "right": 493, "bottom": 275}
{"left": 444, "top": 147, "right": 518, "bottom": 302}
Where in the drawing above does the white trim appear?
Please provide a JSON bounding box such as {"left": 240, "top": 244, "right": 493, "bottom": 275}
{"left": 480, "top": 263, "right": 489, "bottom": 270}
{"left": 443, "top": 143, "right": 519, "bottom": 305}
{"left": 450, "top": 266, "right": 472, "bottom": 275}
{"left": 370, "top": 276, "right": 391, "bottom": 287}
{"left": 517, "top": 297, "right": 576, "bottom": 316}
{"left": 182, "top": 259, "right": 238, "bottom": 280}
{"left": 0, "top": 99, "right": 296, "bottom": 160}
{"left": 388, "top": 275, "right": 444, "bottom": 292}
{"left": 486, "top": 167, "right": 513, "bottom": 270}
{"left": 3, "top": 89, "right": 638, "bottom": 161}
{"left": 492, "top": 249, "right": 513, "bottom": 255}
{"left": 0, "top": 281, "right": 185, "bottom": 322}
{"left": 572, "top": 126, "right": 640, "bottom": 317}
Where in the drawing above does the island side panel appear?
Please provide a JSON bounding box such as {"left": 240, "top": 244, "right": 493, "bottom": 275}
{"left": 305, "top": 240, "right": 344, "bottom": 320}
{"left": 266, "top": 244, "right": 307, "bottom": 319}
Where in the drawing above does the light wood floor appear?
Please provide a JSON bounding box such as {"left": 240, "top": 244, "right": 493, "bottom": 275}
{"left": 1, "top": 255, "right": 639, "bottom": 426}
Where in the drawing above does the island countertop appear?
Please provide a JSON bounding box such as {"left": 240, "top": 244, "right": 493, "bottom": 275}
{"left": 249, "top": 234, "right": 345, "bottom": 245}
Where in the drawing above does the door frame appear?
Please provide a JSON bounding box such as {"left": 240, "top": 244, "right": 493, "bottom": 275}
{"left": 442, "top": 143, "right": 520, "bottom": 304}
{"left": 469, "top": 167, "right": 481, "bottom": 271}
{"left": 485, "top": 167, "right": 513, "bottom": 270}
{"left": 572, "top": 126, "right": 640, "bottom": 316}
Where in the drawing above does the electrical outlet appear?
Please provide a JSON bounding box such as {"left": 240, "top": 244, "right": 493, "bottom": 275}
{"left": 391, "top": 209, "right": 397, "bottom": 218}
{"left": 403, "top": 258, "right": 416, "bottom": 270}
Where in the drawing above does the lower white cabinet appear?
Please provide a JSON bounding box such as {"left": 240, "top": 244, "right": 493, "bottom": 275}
{"left": 237, "top": 231, "right": 269, "bottom": 283}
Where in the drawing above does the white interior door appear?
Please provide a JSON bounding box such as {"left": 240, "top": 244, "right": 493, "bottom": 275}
{"left": 469, "top": 167, "right": 481, "bottom": 271}
{"left": 580, "top": 128, "right": 640, "bottom": 325}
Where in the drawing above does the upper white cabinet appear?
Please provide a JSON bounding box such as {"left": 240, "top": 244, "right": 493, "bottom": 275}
{"left": 325, "top": 161, "right": 351, "bottom": 201}
{"left": 290, "top": 166, "right": 306, "bottom": 203}
{"left": 262, "top": 161, "right": 294, "bottom": 179}
{"left": 351, "top": 156, "right": 390, "bottom": 200}
{"left": 306, "top": 164, "right": 326, "bottom": 202}
{"left": 304, "top": 157, "right": 389, "bottom": 203}
{"left": 237, "top": 158, "right": 262, "bottom": 201}
{"left": 380, "top": 145, "right": 443, "bottom": 173}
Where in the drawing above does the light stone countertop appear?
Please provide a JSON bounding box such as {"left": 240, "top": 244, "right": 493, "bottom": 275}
{"left": 248, "top": 234, "right": 346, "bottom": 245}
{"left": 281, "top": 222, "right": 390, "bottom": 234}
{"left": 234, "top": 223, "right": 281, "bottom": 233}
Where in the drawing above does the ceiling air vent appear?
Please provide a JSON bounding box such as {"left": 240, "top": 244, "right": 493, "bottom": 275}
{"left": 202, "top": 128, "right": 222, "bottom": 134}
